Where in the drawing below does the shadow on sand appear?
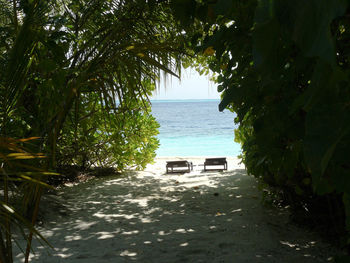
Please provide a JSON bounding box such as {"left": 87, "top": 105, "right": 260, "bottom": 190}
{"left": 14, "top": 169, "right": 341, "bottom": 262}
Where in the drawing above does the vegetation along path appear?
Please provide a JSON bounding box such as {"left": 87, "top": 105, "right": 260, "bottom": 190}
{"left": 16, "top": 158, "right": 341, "bottom": 262}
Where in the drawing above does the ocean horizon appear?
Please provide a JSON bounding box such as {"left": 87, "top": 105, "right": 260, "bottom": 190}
{"left": 151, "top": 99, "right": 241, "bottom": 157}
{"left": 151, "top": 99, "right": 220, "bottom": 103}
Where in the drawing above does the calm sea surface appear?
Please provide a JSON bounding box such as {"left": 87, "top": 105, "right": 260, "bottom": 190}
{"left": 151, "top": 100, "right": 241, "bottom": 157}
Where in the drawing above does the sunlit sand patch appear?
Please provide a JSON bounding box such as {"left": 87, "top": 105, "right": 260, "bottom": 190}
{"left": 143, "top": 207, "right": 162, "bottom": 214}
{"left": 120, "top": 250, "right": 137, "bottom": 257}
{"left": 102, "top": 178, "right": 125, "bottom": 185}
{"left": 175, "top": 228, "right": 187, "bottom": 233}
{"left": 140, "top": 216, "right": 155, "bottom": 223}
{"left": 53, "top": 247, "right": 73, "bottom": 259}
{"left": 280, "top": 241, "right": 298, "bottom": 248}
{"left": 41, "top": 230, "right": 55, "bottom": 238}
{"left": 121, "top": 230, "right": 139, "bottom": 235}
{"left": 93, "top": 212, "right": 136, "bottom": 220}
{"left": 158, "top": 230, "right": 172, "bottom": 236}
{"left": 73, "top": 220, "right": 97, "bottom": 230}
{"left": 96, "top": 231, "right": 115, "bottom": 239}
{"left": 64, "top": 235, "right": 82, "bottom": 241}
{"left": 85, "top": 201, "right": 102, "bottom": 204}
{"left": 123, "top": 197, "right": 149, "bottom": 207}
{"left": 55, "top": 252, "right": 73, "bottom": 258}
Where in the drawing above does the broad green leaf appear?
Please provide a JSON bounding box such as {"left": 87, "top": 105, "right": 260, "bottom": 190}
{"left": 291, "top": 0, "right": 347, "bottom": 64}
{"left": 253, "top": 18, "right": 285, "bottom": 72}
{"left": 304, "top": 101, "right": 350, "bottom": 192}
{"left": 6, "top": 152, "right": 46, "bottom": 159}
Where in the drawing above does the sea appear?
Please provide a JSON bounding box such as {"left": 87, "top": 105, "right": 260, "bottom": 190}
{"left": 151, "top": 99, "right": 242, "bottom": 157}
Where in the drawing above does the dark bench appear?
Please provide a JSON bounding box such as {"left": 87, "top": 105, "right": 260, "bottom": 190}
{"left": 166, "top": 160, "right": 193, "bottom": 173}
{"left": 204, "top": 158, "right": 227, "bottom": 171}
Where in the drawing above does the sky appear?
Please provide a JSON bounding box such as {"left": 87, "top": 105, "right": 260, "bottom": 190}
{"left": 150, "top": 67, "right": 220, "bottom": 100}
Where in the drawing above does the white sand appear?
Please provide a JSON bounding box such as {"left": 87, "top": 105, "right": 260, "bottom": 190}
{"left": 14, "top": 157, "right": 342, "bottom": 262}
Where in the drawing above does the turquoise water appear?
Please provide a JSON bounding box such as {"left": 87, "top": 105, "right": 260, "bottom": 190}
{"left": 151, "top": 100, "right": 242, "bottom": 157}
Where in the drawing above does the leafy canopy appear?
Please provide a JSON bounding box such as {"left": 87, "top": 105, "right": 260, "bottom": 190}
{"left": 170, "top": 0, "right": 350, "bottom": 244}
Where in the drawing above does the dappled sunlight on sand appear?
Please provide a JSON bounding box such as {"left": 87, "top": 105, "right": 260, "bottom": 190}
{"left": 13, "top": 157, "right": 343, "bottom": 262}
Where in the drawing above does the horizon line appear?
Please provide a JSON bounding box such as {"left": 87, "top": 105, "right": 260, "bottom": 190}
{"left": 150, "top": 98, "right": 221, "bottom": 102}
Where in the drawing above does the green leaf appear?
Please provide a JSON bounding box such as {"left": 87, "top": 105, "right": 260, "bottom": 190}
{"left": 219, "top": 87, "right": 234, "bottom": 111}
{"left": 39, "top": 59, "right": 56, "bottom": 72}
{"left": 138, "top": 54, "right": 179, "bottom": 78}
{"left": 170, "top": 0, "right": 196, "bottom": 27}
{"left": 253, "top": 18, "right": 284, "bottom": 72}
{"left": 291, "top": 0, "right": 347, "bottom": 65}
{"left": 304, "top": 100, "right": 350, "bottom": 192}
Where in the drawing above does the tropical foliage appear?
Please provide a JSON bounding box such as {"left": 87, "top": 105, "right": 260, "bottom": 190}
{"left": 0, "top": 0, "right": 185, "bottom": 261}
{"left": 1, "top": 0, "right": 183, "bottom": 168}
{"left": 0, "top": 137, "right": 54, "bottom": 263}
{"left": 56, "top": 90, "right": 160, "bottom": 171}
{"left": 171, "top": 0, "right": 350, "bottom": 250}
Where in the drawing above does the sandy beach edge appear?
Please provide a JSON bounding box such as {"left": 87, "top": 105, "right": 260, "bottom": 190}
{"left": 146, "top": 156, "right": 245, "bottom": 173}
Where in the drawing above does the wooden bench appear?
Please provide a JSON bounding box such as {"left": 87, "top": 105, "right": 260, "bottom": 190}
{"left": 166, "top": 160, "right": 193, "bottom": 173}
{"left": 204, "top": 158, "right": 227, "bottom": 171}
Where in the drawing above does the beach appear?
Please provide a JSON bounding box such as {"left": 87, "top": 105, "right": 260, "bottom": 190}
{"left": 15, "top": 157, "right": 342, "bottom": 262}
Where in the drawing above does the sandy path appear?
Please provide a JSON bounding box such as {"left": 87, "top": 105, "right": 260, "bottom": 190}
{"left": 15, "top": 157, "right": 340, "bottom": 262}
